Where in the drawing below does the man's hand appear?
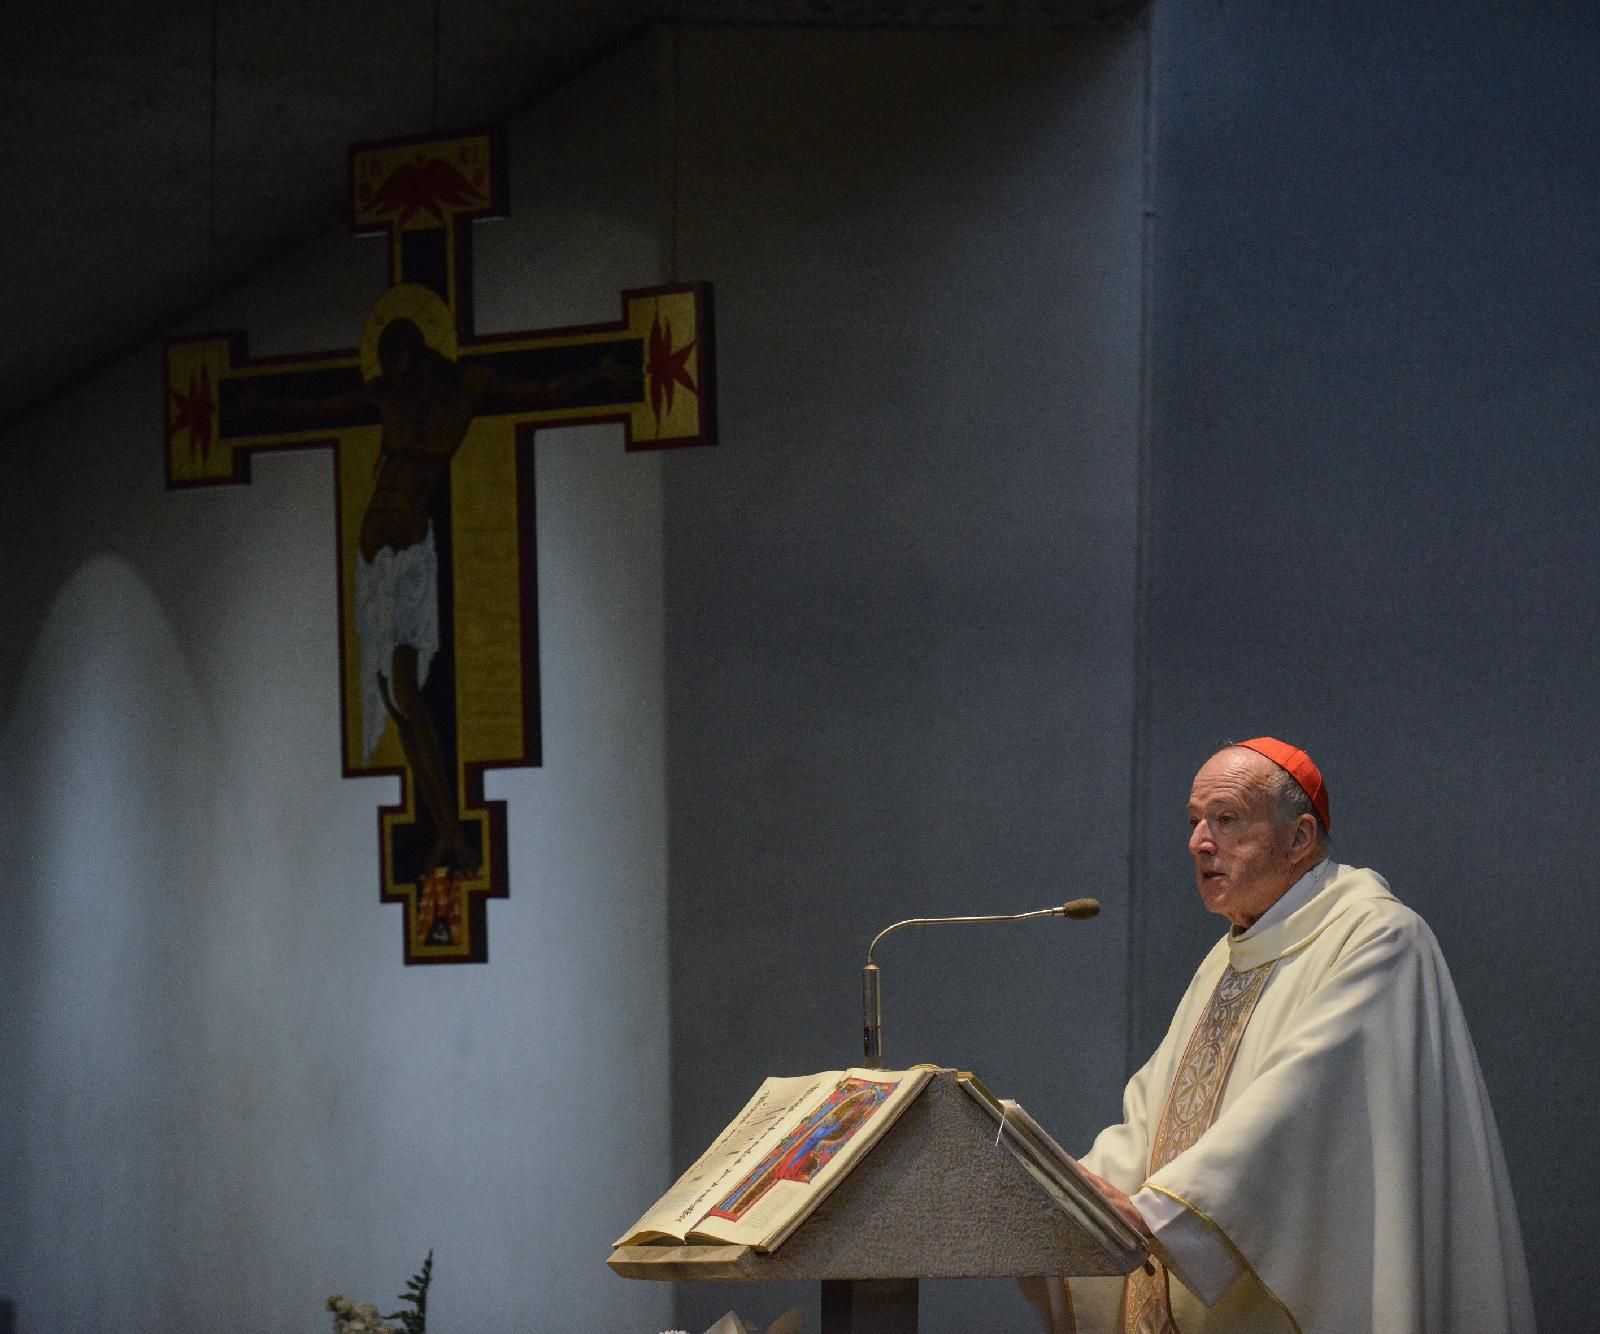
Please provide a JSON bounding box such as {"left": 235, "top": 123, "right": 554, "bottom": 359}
{"left": 1076, "top": 1163, "right": 1153, "bottom": 1238}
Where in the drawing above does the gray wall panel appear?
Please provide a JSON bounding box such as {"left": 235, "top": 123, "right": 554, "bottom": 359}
{"left": 664, "top": 25, "right": 1147, "bottom": 1332}
{"left": 1140, "top": 5, "right": 1599, "bottom": 1328}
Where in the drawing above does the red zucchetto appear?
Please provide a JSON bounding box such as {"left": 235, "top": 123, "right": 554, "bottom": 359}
{"left": 1236, "top": 736, "right": 1330, "bottom": 831}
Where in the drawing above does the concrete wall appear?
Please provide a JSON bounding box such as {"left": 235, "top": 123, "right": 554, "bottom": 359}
{"left": 1137, "top": 5, "right": 1600, "bottom": 1331}
{"left": 0, "top": 39, "right": 676, "bottom": 1334}
{"left": 664, "top": 25, "right": 1147, "bottom": 1333}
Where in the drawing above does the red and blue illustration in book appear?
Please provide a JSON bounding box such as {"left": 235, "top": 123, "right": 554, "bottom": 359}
{"left": 708, "top": 1076, "right": 894, "bottom": 1223}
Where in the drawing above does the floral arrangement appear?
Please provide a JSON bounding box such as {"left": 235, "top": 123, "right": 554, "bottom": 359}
{"left": 328, "top": 1250, "right": 432, "bottom": 1334}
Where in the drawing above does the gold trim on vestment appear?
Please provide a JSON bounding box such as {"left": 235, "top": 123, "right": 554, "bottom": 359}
{"left": 1148, "top": 962, "right": 1274, "bottom": 1171}
{"left": 1121, "top": 959, "right": 1277, "bottom": 1334}
{"left": 1140, "top": 1184, "right": 1303, "bottom": 1334}
{"left": 1058, "top": 1276, "right": 1076, "bottom": 1331}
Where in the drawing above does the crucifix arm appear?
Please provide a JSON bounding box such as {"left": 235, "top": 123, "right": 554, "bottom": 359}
{"left": 236, "top": 380, "right": 372, "bottom": 421}
{"left": 473, "top": 356, "right": 640, "bottom": 408}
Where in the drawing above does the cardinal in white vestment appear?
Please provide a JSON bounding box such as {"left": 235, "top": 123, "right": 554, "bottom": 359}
{"left": 1028, "top": 738, "right": 1534, "bottom": 1334}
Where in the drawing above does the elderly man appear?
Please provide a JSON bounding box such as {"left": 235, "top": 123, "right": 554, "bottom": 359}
{"left": 1030, "top": 738, "right": 1533, "bottom": 1333}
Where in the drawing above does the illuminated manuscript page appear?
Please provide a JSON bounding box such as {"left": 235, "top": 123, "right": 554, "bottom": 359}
{"left": 616, "top": 1067, "right": 932, "bottom": 1251}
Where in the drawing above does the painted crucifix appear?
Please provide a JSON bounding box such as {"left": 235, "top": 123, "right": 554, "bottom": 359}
{"left": 163, "top": 130, "right": 714, "bottom": 964}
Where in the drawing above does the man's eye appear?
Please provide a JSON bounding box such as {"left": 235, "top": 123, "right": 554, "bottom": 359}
{"left": 1217, "top": 814, "right": 1235, "bottom": 825}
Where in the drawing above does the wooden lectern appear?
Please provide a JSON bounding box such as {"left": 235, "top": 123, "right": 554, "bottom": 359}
{"left": 608, "top": 1071, "right": 1147, "bottom": 1333}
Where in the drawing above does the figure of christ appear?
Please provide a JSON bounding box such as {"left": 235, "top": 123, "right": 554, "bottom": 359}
{"left": 709, "top": 1081, "right": 890, "bottom": 1223}
{"left": 242, "top": 317, "right": 635, "bottom": 899}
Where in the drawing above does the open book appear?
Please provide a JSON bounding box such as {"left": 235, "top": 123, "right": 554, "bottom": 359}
{"left": 956, "top": 1073, "right": 1146, "bottom": 1256}
{"left": 615, "top": 1066, "right": 935, "bottom": 1253}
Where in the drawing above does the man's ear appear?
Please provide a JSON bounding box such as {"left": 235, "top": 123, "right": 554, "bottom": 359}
{"left": 1289, "top": 813, "right": 1318, "bottom": 858}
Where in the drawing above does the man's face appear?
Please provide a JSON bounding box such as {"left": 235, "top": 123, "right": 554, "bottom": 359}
{"left": 1186, "top": 748, "right": 1301, "bottom": 929}
{"left": 377, "top": 319, "right": 424, "bottom": 378}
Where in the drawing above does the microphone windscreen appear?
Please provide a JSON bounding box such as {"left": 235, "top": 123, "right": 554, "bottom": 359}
{"left": 1061, "top": 897, "right": 1101, "bottom": 920}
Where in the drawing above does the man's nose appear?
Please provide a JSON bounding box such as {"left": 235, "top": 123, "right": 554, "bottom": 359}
{"left": 1189, "top": 821, "right": 1213, "bottom": 854}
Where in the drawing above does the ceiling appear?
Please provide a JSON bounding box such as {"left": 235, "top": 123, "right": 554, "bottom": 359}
{"left": 1, "top": 0, "right": 1138, "bottom": 430}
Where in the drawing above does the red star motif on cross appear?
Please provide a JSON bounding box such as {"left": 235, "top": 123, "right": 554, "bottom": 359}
{"left": 646, "top": 311, "right": 699, "bottom": 426}
{"left": 168, "top": 367, "right": 217, "bottom": 465}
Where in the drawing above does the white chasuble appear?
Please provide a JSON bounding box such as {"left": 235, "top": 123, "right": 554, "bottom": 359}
{"left": 1065, "top": 864, "right": 1534, "bottom": 1334}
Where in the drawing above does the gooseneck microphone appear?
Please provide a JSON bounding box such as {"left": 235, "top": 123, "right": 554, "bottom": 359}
{"left": 861, "top": 898, "right": 1100, "bottom": 1067}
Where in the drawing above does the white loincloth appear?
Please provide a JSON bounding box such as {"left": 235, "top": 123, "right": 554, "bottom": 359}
{"left": 354, "top": 524, "right": 440, "bottom": 760}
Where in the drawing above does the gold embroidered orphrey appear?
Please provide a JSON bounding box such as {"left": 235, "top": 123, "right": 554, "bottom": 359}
{"left": 1121, "top": 960, "right": 1277, "bottom": 1334}
{"left": 162, "top": 130, "right": 715, "bottom": 964}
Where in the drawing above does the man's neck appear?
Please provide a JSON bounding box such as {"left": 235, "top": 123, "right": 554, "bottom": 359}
{"left": 1234, "top": 857, "right": 1332, "bottom": 936}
